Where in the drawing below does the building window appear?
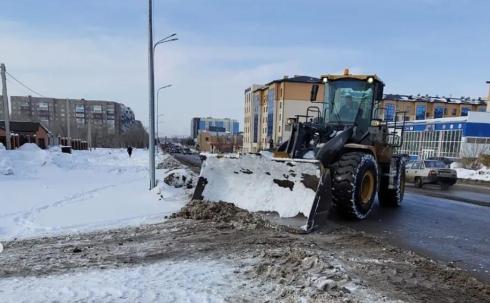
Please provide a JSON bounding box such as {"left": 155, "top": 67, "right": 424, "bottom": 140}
{"left": 92, "top": 105, "right": 102, "bottom": 113}
{"left": 416, "top": 105, "right": 426, "bottom": 120}
{"left": 461, "top": 107, "right": 470, "bottom": 116}
{"left": 451, "top": 108, "right": 457, "bottom": 116}
{"left": 434, "top": 106, "right": 444, "bottom": 119}
{"left": 385, "top": 104, "right": 395, "bottom": 122}
{"left": 75, "top": 105, "right": 85, "bottom": 113}
{"left": 38, "top": 102, "right": 49, "bottom": 111}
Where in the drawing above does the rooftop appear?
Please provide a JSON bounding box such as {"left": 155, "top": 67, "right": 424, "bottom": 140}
{"left": 383, "top": 94, "right": 487, "bottom": 105}
{"left": 0, "top": 121, "right": 50, "bottom": 133}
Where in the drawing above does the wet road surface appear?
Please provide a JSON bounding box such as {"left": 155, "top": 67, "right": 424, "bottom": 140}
{"left": 327, "top": 191, "right": 490, "bottom": 282}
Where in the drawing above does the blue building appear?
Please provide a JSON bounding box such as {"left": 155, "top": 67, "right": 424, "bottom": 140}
{"left": 398, "top": 111, "right": 490, "bottom": 159}
{"left": 191, "top": 117, "right": 239, "bottom": 138}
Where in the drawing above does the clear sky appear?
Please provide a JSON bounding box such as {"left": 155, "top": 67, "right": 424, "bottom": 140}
{"left": 0, "top": 0, "right": 489, "bottom": 136}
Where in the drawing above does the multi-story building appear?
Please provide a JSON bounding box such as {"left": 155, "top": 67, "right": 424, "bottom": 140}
{"left": 196, "top": 130, "right": 243, "bottom": 153}
{"left": 243, "top": 84, "right": 263, "bottom": 153}
{"left": 380, "top": 94, "right": 487, "bottom": 122}
{"left": 190, "top": 117, "right": 239, "bottom": 139}
{"left": 242, "top": 75, "right": 324, "bottom": 152}
{"left": 9, "top": 96, "right": 135, "bottom": 138}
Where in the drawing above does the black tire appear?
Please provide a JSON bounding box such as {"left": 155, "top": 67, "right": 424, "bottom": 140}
{"left": 415, "top": 177, "right": 423, "bottom": 188}
{"left": 331, "top": 152, "right": 378, "bottom": 219}
{"left": 378, "top": 160, "right": 406, "bottom": 207}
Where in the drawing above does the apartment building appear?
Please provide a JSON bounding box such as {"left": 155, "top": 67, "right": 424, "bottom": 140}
{"left": 380, "top": 94, "right": 487, "bottom": 122}
{"left": 242, "top": 75, "right": 324, "bottom": 152}
{"left": 196, "top": 130, "right": 243, "bottom": 153}
{"left": 9, "top": 96, "right": 135, "bottom": 138}
{"left": 190, "top": 117, "right": 239, "bottom": 139}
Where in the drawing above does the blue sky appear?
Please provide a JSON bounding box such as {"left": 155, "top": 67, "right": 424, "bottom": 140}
{"left": 0, "top": 0, "right": 489, "bottom": 136}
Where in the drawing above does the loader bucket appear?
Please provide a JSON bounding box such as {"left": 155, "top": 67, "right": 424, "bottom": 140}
{"left": 192, "top": 154, "right": 332, "bottom": 233}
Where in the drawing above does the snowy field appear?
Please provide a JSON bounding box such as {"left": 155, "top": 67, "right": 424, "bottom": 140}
{"left": 0, "top": 144, "right": 189, "bottom": 241}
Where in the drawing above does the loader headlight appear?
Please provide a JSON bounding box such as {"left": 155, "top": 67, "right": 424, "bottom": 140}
{"left": 322, "top": 78, "right": 328, "bottom": 83}
{"left": 287, "top": 118, "right": 296, "bottom": 125}
{"left": 371, "top": 120, "right": 382, "bottom": 127}
{"left": 367, "top": 77, "right": 374, "bottom": 84}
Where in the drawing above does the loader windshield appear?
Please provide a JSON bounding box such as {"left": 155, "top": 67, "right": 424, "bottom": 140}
{"left": 325, "top": 80, "right": 374, "bottom": 132}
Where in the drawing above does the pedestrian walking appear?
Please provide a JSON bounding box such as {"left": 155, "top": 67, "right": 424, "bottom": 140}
{"left": 127, "top": 146, "right": 133, "bottom": 157}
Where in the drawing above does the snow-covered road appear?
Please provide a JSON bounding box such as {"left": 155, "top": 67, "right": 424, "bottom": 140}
{"left": 0, "top": 145, "right": 189, "bottom": 241}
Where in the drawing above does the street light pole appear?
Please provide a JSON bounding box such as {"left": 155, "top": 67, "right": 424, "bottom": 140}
{"left": 1, "top": 63, "right": 11, "bottom": 150}
{"left": 148, "top": 0, "right": 156, "bottom": 189}
{"left": 156, "top": 84, "right": 172, "bottom": 142}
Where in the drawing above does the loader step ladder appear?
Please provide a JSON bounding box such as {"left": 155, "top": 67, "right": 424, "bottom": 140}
{"left": 387, "top": 111, "right": 407, "bottom": 148}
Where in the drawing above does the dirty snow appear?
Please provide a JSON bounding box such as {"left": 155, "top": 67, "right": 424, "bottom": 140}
{"left": 0, "top": 145, "right": 191, "bottom": 240}
{"left": 0, "top": 259, "right": 247, "bottom": 303}
{"left": 453, "top": 166, "right": 490, "bottom": 181}
{"left": 200, "top": 154, "right": 319, "bottom": 218}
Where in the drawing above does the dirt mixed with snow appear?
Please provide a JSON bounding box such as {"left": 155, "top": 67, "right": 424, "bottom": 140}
{"left": 1, "top": 201, "right": 488, "bottom": 302}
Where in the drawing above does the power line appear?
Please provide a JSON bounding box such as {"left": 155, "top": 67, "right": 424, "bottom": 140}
{"left": 5, "top": 71, "right": 46, "bottom": 97}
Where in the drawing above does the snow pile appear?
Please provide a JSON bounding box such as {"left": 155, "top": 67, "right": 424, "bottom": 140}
{"left": 0, "top": 148, "right": 192, "bottom": 240}
{"left": 18, "top": 143, "right": 41, "bottom": 151}
{"left": 454, "top": 166, "right": 490, "bottom": 181}
{"left": 0, "top": 242, "right": 3, "bottom": 253}
{"left": 0, "top": 142, "right": 5, "bottom": 150}
{"left": 0, "top": 260, "right": 245, "bottom": 303}
{"left": 164, "top": 168, "right": 194, "bottom": 189}
{"left": 200, "top": 155, "right": 319, "bottom": 218}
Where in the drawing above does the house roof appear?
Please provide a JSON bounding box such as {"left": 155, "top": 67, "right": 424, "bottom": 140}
{"left": 265, "top": 75, "right": 321, "bottom": 86}
{"left": 0, "top": 121, "right": 50, "bottom": 133}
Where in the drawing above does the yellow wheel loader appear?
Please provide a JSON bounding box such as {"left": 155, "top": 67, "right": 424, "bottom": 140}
{"left": 192, "top": 70, "right": 407, "bottom": 233}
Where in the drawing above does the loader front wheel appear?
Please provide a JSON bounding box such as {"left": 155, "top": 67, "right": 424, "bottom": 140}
{"left": 332, "top": 152, "right": 378, "bottom": 219}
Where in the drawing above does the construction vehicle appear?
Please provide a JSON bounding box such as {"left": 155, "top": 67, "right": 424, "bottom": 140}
{"left": 192, "top": 69, "right": 406, "bottom": 233}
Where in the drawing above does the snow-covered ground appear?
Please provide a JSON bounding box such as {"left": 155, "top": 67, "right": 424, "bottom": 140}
{"left": 0, "top": 259, "right": 248, "bottom": 303}
{"left": 453, "top": 167, "right": 490, "bottom": 181}
{"left": 0, "top": 145, "right": 190, "bottom": 241}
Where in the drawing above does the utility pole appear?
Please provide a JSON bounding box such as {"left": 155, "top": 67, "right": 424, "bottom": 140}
{"left": 87, "top": 106, "right": 92, "bottom": 150}
{"left": 1, "top": 63, "right": 11, "bottom": 150}
{"left": 148, "top": 0, "right": 156, "bottom": 189}
{"left": 486, "top": 81, "right": 490, "bottom": 112}
{"left": 65, "top": 99, "right": 71, "bottom": 145}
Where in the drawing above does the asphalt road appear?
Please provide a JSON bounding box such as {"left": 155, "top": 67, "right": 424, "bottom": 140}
{"left": 173, "top": 153, "right": 490, "bottom": 282}
{"left": 327, "top": 190, "right": 490, "bottom": 282}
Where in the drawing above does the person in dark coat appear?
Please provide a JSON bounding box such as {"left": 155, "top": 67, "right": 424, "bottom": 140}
{"left": 127, "top": 146, "right": 133, "bottom": 157}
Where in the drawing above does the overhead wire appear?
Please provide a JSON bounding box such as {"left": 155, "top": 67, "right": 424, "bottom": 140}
{"left": 5, "top": 71, "right": 46, "bottom": 97}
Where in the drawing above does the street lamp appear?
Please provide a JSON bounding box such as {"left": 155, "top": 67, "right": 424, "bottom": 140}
{"left": 154, "top": 33, "right": 179, "bottom": 50}
{"left": 147, "top": 0, "right": 178, "bottom": 189}
{"left": 156, "top": 84, "right": 172, "bottom": 143}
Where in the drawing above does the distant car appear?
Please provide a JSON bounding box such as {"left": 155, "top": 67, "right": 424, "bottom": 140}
{"left": 405, "top": 160, "right": 457, "bottom": 189}
{"left": 426, "top": 156, "right": 454, "bottom": 166}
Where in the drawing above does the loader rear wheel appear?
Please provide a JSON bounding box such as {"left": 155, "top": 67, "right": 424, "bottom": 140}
{"left": 331, "top": 152, "right": 378, "bottom": 219}
{"left": 378, "top": 161, "right": 406, "bottom": 207}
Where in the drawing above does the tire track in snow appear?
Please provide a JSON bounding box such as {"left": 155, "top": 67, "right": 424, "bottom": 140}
{"left": 8, "top": 177, "right": 146, "bottom": 237}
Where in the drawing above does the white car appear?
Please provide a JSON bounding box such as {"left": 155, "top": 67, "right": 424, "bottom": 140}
{"left": 405, "top": 160, "right": 457, "bottom": 189}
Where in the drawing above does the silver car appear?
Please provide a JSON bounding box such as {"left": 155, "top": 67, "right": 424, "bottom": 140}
{"left": 405, "top": 160, "right": 458, "bottom": 189}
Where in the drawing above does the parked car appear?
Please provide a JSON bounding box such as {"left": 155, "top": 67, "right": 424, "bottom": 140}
{"left": 405, "top": 160, "right": 457, "bottom": 189}
{"left": 426, "top": 156, "right": 454, "bottom": 166}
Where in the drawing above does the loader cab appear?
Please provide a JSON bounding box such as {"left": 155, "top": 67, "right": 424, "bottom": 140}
{"left": 318, "top": 72, "right": 384, "bottom": 141}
